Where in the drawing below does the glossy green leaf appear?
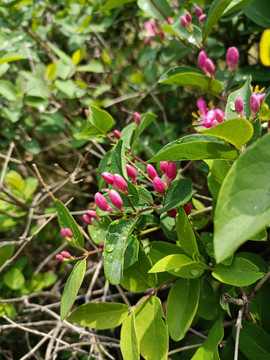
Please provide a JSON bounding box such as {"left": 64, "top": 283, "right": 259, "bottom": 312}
{"left": 104, "top": 218, "right": 137, "bottom": 285}
{"left": 197, "top": 277, "right": 218, "bottom": 320}
{"left": 76, "top": 60, "right": 104, "bottom": 73}
{"left": 68, "top": 302, "right": 129, "bottom": 329}
{"left": 212, "top": 257, "right": 264, "bottom": 286}
{"left": 135, "top": 296, "right": 168, "bottom": 360}
{"left": 166, "top": 278, "right": 200, "bottom": 341}
{"left": 0, "top": 245, "right": 14, "bottom": 267}
{"left": 80, "top": 105, "right": 114, "bottom": 136}
{"left": 248, "top": 117, "right": 262, "bottom": 146}
{"left": 4, "top": 268, "right": 25, "bottom": 290}
{"left": 110, "top": 139, "right": 127, "bottom": 178}
{"left": 176, "top": 207, "right": 200, "bottom": 258}
{"left": 203, "top": 0, "right": 234, "bottom": 42}
{"left": 160, "top": 212, "right": 178, "bottom": 241}
{"left": 225, "top": 77, "right": 252, "bottom": 120}
{"left": 234, "top": 321, "right": 270, "bottom": 360}
{"left": 6, "top": 170, "right": 24, "bottom": 192}
{"left": 162, "top": 22, "right": 201, "bottom": 47}
{"left": 205, "top": 159, "right": 230, "bottom": 184}
{"left": 60, "top": 259, "right": 86, "bottom": 321}
{"left": 197, "top": 118, "right": 253, "bottom": 149}
{"left": 120, "top": 312, "right": 139, "bottom": 360}
{"left": 243, "top": 0, "right": 270, "bottom": 28}
{"left": 0, "top": 80, "right": 18, "bottom": 101}
{"left": 223, "top": 0, "right": 256, "bottom": 16}
{"left": 101, "top": 0, "right": 136, "bottom": 11}
{"left": 0, "top": 53, "right": 25, "bottom": 65}
{"left": 214, "top": 133, "right": 270, "bottom": 262}
{"left": 158, "top": 178, "right": 193, "bottom": 214}
{"left": 124, "top": 235, "right": 139, "bottom": 270}
{"left": 56, "top": 200, "right": 84, "bottom": 248}
{"left": 159, "top": 66, "right": 222, "bottom": 95}
{"left": 137, "top": 0, "right": 171, "bottom": 20}
{"left": 22, "top": 177, "right": 38, "bottom": 200}
{"left": 191, "top": 318, "right": 224, "bottom": 360}
{"left": 149, "top": 134, "right": 238, "bottom": 162}
{"left": 49, "top": 43, "right": 74, "bottom": 67}
{"left": 121, "top": 245, "right": 157, "bottom": 292}
{"left": 72, "top": 47, "right": 85, "bottom": 65}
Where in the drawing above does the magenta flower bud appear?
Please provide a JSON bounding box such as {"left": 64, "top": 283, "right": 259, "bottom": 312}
{"left": 86, "top": 210, "right": 101, "bottom": 221}
{"left": 113, "top": 130, "right": 121, "bottom": 139}
{"left": 60, "top": 228, "right": 67, "bottom": 238}
{"left": 134, "top": 112, "right": 141, "bottom": 125}
{"left": 198, "top": 50, "right": 207, "bottom": 71}
{"left": 258, "top": 93, "right": 266, "bottom": 102}
{"left": 167, "top": 17, "right": 173, "bottom": 24}
{"left": 113, "top": 174, "right": 128, "bottom": 193}
{"left": 95, "top": 192, "right": 113, "bottom": 212}
{"left": 185, "top": 12, "right": 192, "bottom": 24}
{"left": 199, "top": 14, "right": 207, "bottom": 23}
{"left": 183, "top": 203, "right": 191, "bottom": 215}
{"left": 160, "top": 161, "right": 168, "bottom": 175}
{"left": 83, "top": 214, "right": 93, "bottom": 225}
{"left": 195, "top": 6, "right": 202, "bottom": 18}
{"left": 146, "top": 164, "right": 158, "bottom": 179}
{"left": 226, "top": 47, "right": 239, "bottom": 70}
{"left": 153, "top": 177, "right": 166, "bottom": 196}
{"left": 99, "top": 242, "right": 104, "bottom": 248}
{"left": 61, "top": 251, "right": 72, "bottom": 259}
{"left": 250, "top": 94, "right": 260, "bottom": 117}
{"left": 211, "top": 120, "right": 219, "bottom": 127}
{"left": 126, "top": 164, "right": 137, "bottom": 182}
{"left": 235, "top": 98, "right": 244, "bottom": 116}
{"left": 205, "top": 58, "right": 215, "bottom": 77}
{"left": 166, "top": 161, "right": 177, "bottom": 181}
{"left": 167, "top": 209, "right": 177, "bottom": 218}
{"left": 215, "top": 109, "right": 225, "bottom": 123}
{"left": 84, "top": 109, "right": 88, "bottom": 118}
{"left": 109, "top": 189, "right": 124, "bottom": 211}
{"left": 180, "top": 16, "right": 187, "bottom": 28}
{"left": 56, "top": 254, "right": 64, "bottom": 261}
{"left": 65, "top": 228, "right": 73, "bottom": 238}
{"left": 101, "top": 172, "right": 114, "bottom": 186}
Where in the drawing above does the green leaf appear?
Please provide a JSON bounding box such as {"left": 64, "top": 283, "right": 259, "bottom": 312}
{"left": 120, "top": 312, "right": 139, "bottom": 360}
{"left": 76, "top": 60, "right": 104, "bottom": 73}
{"left": 0, "top": 80, "right": 18, "bottom": 101}
{"left": 197, "top": 118, "right": 254, "bottom": 149}
{"left": 0, "top": 52, "right": 25, "bottom": 65}
{"left": 158, "top": 178, "right": 193, "bottom": 214}
{"left": 131, "top": 113, "right": 157, "bottom": 149}
{"left": 72, "top": 47, "right": 86, "bottom": 65}
{"left": 176, "top": 207, "right": 200, "bottom": 258}
{"left": 101, "top": 0, "right": 136, "bottom": 11}
{"left": 6, "top": 170, "right": 24, "bottom": 192}
{"left": 45, "top": 62, "right": 57, "bottom": 80}
{"left": 55, "top": 80, "right": 77, "bottom": 98}
{"left": 191, "top": 318, "right": 224, "bottom": 360}
{"left": 162, "top": 22, "right": 201, "bottom": 48}
{"left": 22, "top": 177, "right": 38, "bottom": 200}
{"left": 214, "top": 133, "right": 270, "bottom": 262}
{"left": 56, "top": 200, "right": 84, "bottom": 248}
{"left": 124, "top": 235, "right": 139, "bottom": 270}
{"left": 104, "top": 219, "right": 137, "bottom": 285}
{"left": 135, "top": 296, "right": 168, "bottom": 360}
{"left": 0, "top": 245, "right": 14, "bottom": 267}
{"left": 212, "top": 257, "right": 264, "bottom": 286}
{"left": 223, "top": 0, "right": 256, "bottom": 16}
{"left": 80, "top": 105, "right": 114, "bottom": 136}
{"left": 68, "top": 302, "right": 129, "bottom": 329}
{"left": 197, "top": 277, "right": 218, "bottom": 320}
{"left": 60, "top": 259, "right": 86, "bottom": 321}
{"left": 159, "top": 66, "right": 222, "bottom": 95}
{"left": 49, "top": 43, "right": 74, "bottom": 67}
{"left": 149, "top": 134, "right": 239, "bottom": 162}
{"left": 137, "top": 0, "right": 171, "bottom": 20}
{"left": 225, "top": 77, "right": 252, "bottom": 120}
{"left": 110, "top": 139, "right": 127, "bottom": 177}
{"left": 243, "top": 0, "right": 270, "bottom": 28}
{"left": 149, "top": 254, "right": 205, "bottom": 278}
{"left": 121, "top": 245, "right": 157, "bottom": 292}
{"left": 166, "top": 278, "right": 200, "bottom": 341}
{"left": 4, "top": 268, "right": 25, "bottom": 290}
{"left": 203, "top": 0, "right": 234, "bottom": 42}
{"left": 248, "top": 117, "right": 262, "bottom": 146}
{"left": 233, "top": 321, "right": 270, "bottom": 360}
{"left": 205, "top": 159, "right": 230, "bottom": 184}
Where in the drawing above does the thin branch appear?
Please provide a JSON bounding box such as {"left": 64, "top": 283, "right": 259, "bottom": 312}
{"left": 234, "top": 307, "right": 244, "bottom": 360}
{"left": 0, "top": 142, "right": 14, "bottom": 186}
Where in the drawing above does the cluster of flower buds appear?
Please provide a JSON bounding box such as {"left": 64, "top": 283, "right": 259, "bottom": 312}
{"left": 161, "top": 161, "right": 178, "bottom": 187}
{"left": 101, "top": 172, "right": 128, "bottom": 193}
{"left": 181, "top": 6, "right": 207, "bottom": 29}
{"left": 56, "top": 250, "right": 72, "bottom": 261}
{"left": 144, "top": 18, "right": 173, "bottom": 45}
{"left": 60, "top": 228, "right": 73, "bottom": 239}
{"left": 198, "top": 50, "right": 215, "bottom": 78}
{"left": 167, "top": 202, "right": 192, "bottom": 218}
{"left": 235, "top": 86, "right": 266, "bottom": 120}
{"left": 83, "top": 210, "right": 101, "bottom": 225}
{"left": 147, "top": 161, "right": 177, "bottom": 195}
{"left": 226, "top": 47, "right": 239, "bottom": 71}
{"left": 193, "top": 98, "right": 225, "bottom": 128}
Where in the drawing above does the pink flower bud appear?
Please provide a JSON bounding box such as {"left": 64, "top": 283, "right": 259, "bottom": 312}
{"left": 250, "top": 94, "right": 260, "bottom": 117}
{"left": 180, "top": 16, "right": 187, "bottom": 28}
{"left": 95, "top": 192, "right": 113, "bottom": 212}
{"left": 146, "top": 164, "right": 158, "bottom": 179}
{"left": 153, "top": 177, "right": 166, "bottom": 195}
{"left": 99, "top": 242, "right": 104, "bottom": 248}
{"left": 211, "top": 120, "right": 219, "bottom": 127}
{"left": 215, "top": 109, "right": 225, "bottom": 123}
{"left": 109, "top": 190, "right": 124, "bottom": 211}
{"left": 113, "top": 130, "right": 121, "bottom": 139}
{"left": 167, "top": 209, "right": 177, "bottom": 218}
{"left": 56, "top": 254, "right": 64, "bottom": 261}
{"left": 134, "top": 112, "right": 141, "bottom": 125}
{"left": 61, "top": 251, "right": 72, "bottom": 259}
{"left": 60, "top": 228, "right": 67, "bottom": 238}
{"left": 167, "top": 17, "right": 173, "bottom": 24}
{"left": 198, "top": 50, "right": 207, "bottom": 71}
{"left": 226, "top": 47, "right": 239, "bottom": 70}
{"left": 195, "top": 7, "right": 202, "bottom": 18}
{"left": 235, "top": 98, "right": 244, "bottom": 116}
{"left": 84, "top": 109, "right": 88, "bottom": 118}
{"left": 199, "top": 14, "right": 207, "bottom": 23}
{"left": 205, "top": 58, "right": 215, "bottom": 77}
{"left": 83, "top": 214, "right": 93, "bottom": 225}
{"left": 86, "top": 210, "right": 101, "bottom": 221}
{"left": 197, "top": 97, "right": 207, "bottom": 117}
{"left": 126, "top": 164, "right": 137, "bottom": 181}
{"left": 101, "top": 172, "right": 114, "bottom": 186}
{"left": 183, "top": 203, "right": 191, "bottom": 215}
{"left": 258, "top": 93, "right": 266, "bottom": 102}
{"left": 160, "top": 161, "right": 168, "bottom": 175}
{"left": 65, "top": 228, "right": 73, "bottom": 238}
{"left": 185, "top": 12, "right": 192, "bottom": 24}
{"left": 113, "top": 174, "right": 128, "bottom": 193}
{"left": 166, "top": 161, "right": 177, "bottom": 181}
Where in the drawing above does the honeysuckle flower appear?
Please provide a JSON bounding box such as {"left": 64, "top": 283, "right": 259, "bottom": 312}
{"left": 160, "top": 161, "right": 168, "bottom": 175}
{"left": 250, "top": 94, "right": 261, "bottom": 118}
{"left": 113, "top": 174, "right": 128, "bottom": 193}
{"left": 235, "top": 98, "right": 244, "bottom": 117}
{"left": 109, "top": 189, "right": 124, "bottom": 212}
{"left": 95, "top": 192, "right": 114, "bottom": 213}
{"left": 126, "top": 164, "right": 137, "bottom": 185}
{"left": 153, "top": 177, "right": 166, "bottom": 195}
{"left": 252, "top": 85, "right": 266, "bottom": 102}
{"left": 204, "top": 58, "right": 215, "bottom": 77}
{"left": 146, "top": 164, "right": 158, "bottom": 179}
{"left": 198, "top": 50, "right": 207, "bottom": 71}
{"left": 199, "top": 14, "right": 207, "bottom": 23}
{"left": 166, "top": 161, "right": 177, "bottom": 187}
{"left": 193, "top": 98, "right": 225, "bottom": 128}
{"left": 101, "top": 172, "right": 114, "bottom": 185}
{"left": 226, "top": 47, "right": 239, "bottom": 70}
